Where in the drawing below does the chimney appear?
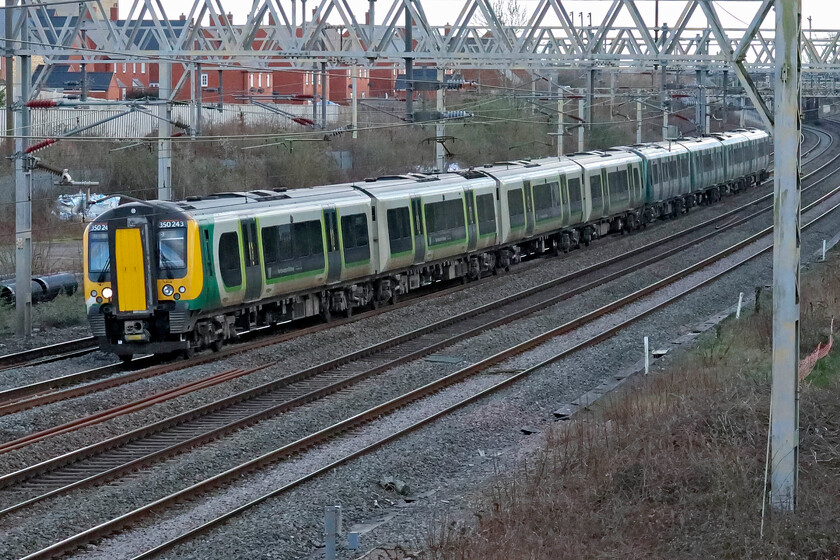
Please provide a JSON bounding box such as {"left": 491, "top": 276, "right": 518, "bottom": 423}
{"left": 227, "top": 11, "right": 233, "bottom": 24}
{"left": 110, "top": 5, "right": 118, "bottom": 21}
{"left": 365, "top": 11, "right": 369, "bottom": 25}
{"left": 180, "top": 13, "right": 186, "bottom": 21}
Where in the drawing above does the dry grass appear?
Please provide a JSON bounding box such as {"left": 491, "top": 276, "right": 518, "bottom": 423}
{"left": 425, "top": 263, "right": 840, "bottom": 559}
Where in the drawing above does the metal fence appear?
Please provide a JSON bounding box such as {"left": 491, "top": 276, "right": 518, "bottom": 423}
{"left": 0, "top": 102, "right": 347, "bottom": 139}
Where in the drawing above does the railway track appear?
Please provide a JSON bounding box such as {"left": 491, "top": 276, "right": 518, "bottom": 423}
{"left": 0, "top": 125, "right": 829, "bottom": 386}
{"left": 0, "top": 124, "right": 833, "bottom": 422}
{"left": 16, "top": 147, "right": 840, "bottom": 560}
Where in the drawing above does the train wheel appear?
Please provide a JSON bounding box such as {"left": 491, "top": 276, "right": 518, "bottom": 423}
{"left": 182, "top": 345, "right": 195, "bottom": 360}
{"left": 345, "top": 305, "right": 354, "bottom": 318}
{"left": 211, "top": 337, "right": 224, "bottom": 352}
{"left": 321, "top": 307, "right": 332, "bottom": 323}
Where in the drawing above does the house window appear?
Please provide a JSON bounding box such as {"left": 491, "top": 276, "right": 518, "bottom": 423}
{"left": 122, "top": 63, "right": 127, "bottom": 73}
{"left": 201, "top": 73, "right": 208, "bottom": 87}
{"left": 258, "top": 74, "right": 262, "bottom": 87}
{"left": 132, "top": 63, "right": 136, "bottom": 73}
{"left": 140, "top": 63, "right": 145, "bottom": 73}
{"left": 249, "top": 74, "right": 254, "bottom": 87}
{"left": 266, "top": 74, "right": 271, "bottom": 87}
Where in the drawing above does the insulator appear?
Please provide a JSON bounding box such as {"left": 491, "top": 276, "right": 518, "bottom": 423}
{"left": 26, "top": 100, "right": 59, "bottom": 108}
{"left": 173, "top": 120, "right": 190, "bottom": 130}
{"left": 25, "top": 138, "right": 57, "bottom": 153}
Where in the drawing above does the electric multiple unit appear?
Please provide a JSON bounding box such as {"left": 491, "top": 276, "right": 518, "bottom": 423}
{"left": 83, "top": 129, "right": 771, "bottom": 359}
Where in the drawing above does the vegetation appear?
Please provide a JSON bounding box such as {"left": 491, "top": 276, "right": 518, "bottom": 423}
{"left": 424, "top": 256, "right": 840, "bottom": 559}
{"left": 0, "top": 292, "right": 87, "bottom": 334}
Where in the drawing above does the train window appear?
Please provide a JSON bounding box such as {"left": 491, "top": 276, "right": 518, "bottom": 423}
{"left": 590, "top": 173, "right": 603, "bottom": 213}
{"left": 425, "top": 198, "right": 466, "bottom": 246}
{"left": 341, "top": 213, "right": 370, "bottom": 264}
{"left": 633, "top": 169, "right": 641, "bottom": 195}
{"left": 607, "top": 170, "right": 628, "bottom": 204}
{"left": 158, "top": 228, "right": 188, "bottom": 279}
{"left": 681, "top": 155, "right": 689, "bottom": 177}
{"left": 262, "top": 221, "right": 324, "bottom": 279}
{"left": 507, "top": 189, "right": 526, "bottom": 229}
{"left": 219, "top": 232, "right": 242, "bottom": 288}
{"left": 476, "top": 193, "right": 496, "bottom": 236}
{"left": 88, "top": 231, "right": 111, "bottom": 282}
{"left": 387, "top": 207, "right": 413, "bottom": 255}
{"left": 568, "top": 177, "right": 582, "bottom": 217}
{"left": 533, "top": 182, "right": 560, "bottom": 222}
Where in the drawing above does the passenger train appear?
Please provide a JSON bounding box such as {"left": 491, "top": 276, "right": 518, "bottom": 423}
{"left": 83, "top": 129, "right": 771, "bottom": 359}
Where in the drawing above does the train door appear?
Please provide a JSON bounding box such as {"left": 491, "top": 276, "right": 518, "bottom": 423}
{"left": 464, "top": 190, "right": 478, "bottom": 251}
{"left": 111, "top": 218, "right": 154, "bottom": 313}
{"left": 323, "top": 208, "right": 342, "bottom": 283}
{"left": 411, "top": 196, "right": 426, "bottom": 264}
{"left": 559, "top": 176, "right": 570, "bottom": 225}
{"left": 523, "top": 179, "right": 535, "bottom": 236}
{"left": 240, "top": 218, "right": 263, "bottom": 302}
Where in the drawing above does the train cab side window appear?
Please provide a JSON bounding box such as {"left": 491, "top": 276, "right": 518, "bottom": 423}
{"left": 387, "top": 207, "right": 413, "bottom": 255}
{"left": 219, "top": 232, "right": 242, "bottom": 288}
{"left": 158, "top": 228, "right": 188, "bottom": 279}
{"left": 88, "top": 231, "right": 111, "bottom": 282}
{"left": 632, "top": 169, "right": 641, "bottom": 196}
{"left": 507, "top": 189, "right": 525, "bottom": 229}
{"left": 476, "top": 193, "right": 496, "bottom": 236}
{"left": 341, "top": 213, "right": 370, "bottom": 264}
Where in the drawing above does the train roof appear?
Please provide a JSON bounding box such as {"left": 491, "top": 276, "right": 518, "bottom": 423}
{"left": 174, "top": 185, "right": 371, "bottom": 216}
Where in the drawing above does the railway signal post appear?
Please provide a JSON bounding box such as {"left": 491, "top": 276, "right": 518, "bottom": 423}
{"left": 770, "top": 0, "right": 801, "bottom": 512}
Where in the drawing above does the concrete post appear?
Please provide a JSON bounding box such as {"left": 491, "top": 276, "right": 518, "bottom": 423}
{"left": 196, "top": 63, "right": 202, "bottom": 135}
{"left": 586, "top": 68, "right": 595, "bottom": 138}
{"left": 722, "top": 69, "right": 728, "bottom": 127}
{"left": 404, "top": 7, "right": 413, "bottom": 122}
{"left": 4, "top": 0, "right": 13, "bottom": 145}
{"left": 157, "top": 62, "right": 172, "bottom": 201}
{"left": 14, "top": 5, "right": 32, "bottom": 337}
{"left": 190, "top": 63, "right": 197, "bottom": 139}
{"left": 217, "top": 69, "right": 224, "bottom": 112}
{"left": 770, "top": 0, "right": 801, "bottom": 513}
{"left": 696, "top": 83, "right": 707, "bottom": 135}
{"left": 557, "top": 94, "right": 563, "bottom": 157}
{"left": 325, "top": 506, "right": 341, "bottom": 560}
{"left": 531, "top": 80, "right": 536, "bottom": 115}
{"left": 578, "top": 88, "right": 584, "bottom": 152}
{"left": 352, "top": 65, "right": 358, "bottom": 139}
{"left": 435, "top": 68, "right": 445, "bottom": 171}
{"left": 312, "top": 65, "right": 318, "bottom": 126}
{"left": 636, "top": 91, "right": 642, "bottom": 143}
{"left": 321, "top": 61, "right": 327, "bottom": 128}
{"left": 740, "top": 94, "right": 746, "bottom": 127}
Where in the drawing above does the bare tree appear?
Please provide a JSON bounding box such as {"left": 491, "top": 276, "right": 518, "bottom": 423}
{"left": 475, "top": 0, "right": 528, "bottom": 29}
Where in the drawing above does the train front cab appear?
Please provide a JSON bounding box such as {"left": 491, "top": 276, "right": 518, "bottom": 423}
{"left": 84, "top": 202, "right": 203, "bottom": 359}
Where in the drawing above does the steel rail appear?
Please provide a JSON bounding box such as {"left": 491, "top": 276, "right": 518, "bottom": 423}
{"left": 0, "top": 338, "right": 96, "bottom": 372}
{"left": 0, "top": 124, "right": 830, "bottom": 408}
{"left": 25, "top": 170, "right": 840, "bottom": 560}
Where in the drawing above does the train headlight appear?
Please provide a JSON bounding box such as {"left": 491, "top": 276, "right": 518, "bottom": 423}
{"left": 90, "top": 290, "right": 97, "bottom": 298}
{"left": 179, "top": 286, "right": 186, "bottom": 293}
{"left": 162, "top": 284, "right": 175, "bottom": 297}
{"left": 102, "top": 287, "right": 113, "bottom": 299}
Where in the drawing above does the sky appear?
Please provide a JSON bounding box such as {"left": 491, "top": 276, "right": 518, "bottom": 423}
{"left": 143, "top": 0, "right": 840, "bottom": 32}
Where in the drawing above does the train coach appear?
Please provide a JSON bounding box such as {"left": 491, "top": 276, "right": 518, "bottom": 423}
{"left": 83, "top": 129, "right": 771, "bottom": 360}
